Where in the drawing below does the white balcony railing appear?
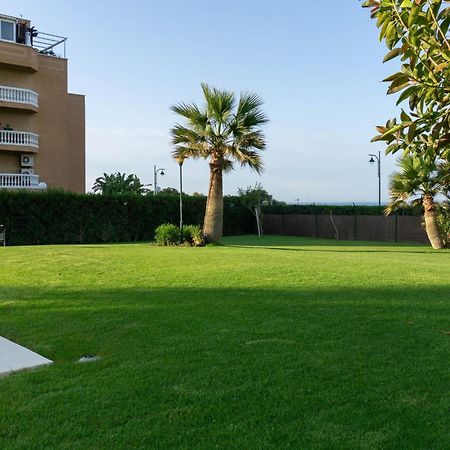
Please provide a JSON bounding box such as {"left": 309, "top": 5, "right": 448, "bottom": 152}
{"left": 0, "top": 173, "right": 42, "bottom": 189}
{"left": 0, "top": 86, "right": 39, "bottom": 108}
{"left": 0, "top": 130, "right": 39, "bottom": 148}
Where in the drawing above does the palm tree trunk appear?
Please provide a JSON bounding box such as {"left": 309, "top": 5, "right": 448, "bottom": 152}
{"left": 203, "top": 162, "right": 223, "bottom": 243}
{"left": 423, "top": 195, "right": 444, "bottom": 249}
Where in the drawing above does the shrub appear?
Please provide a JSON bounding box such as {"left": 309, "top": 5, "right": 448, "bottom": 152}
{"left": 437, "top": 204, "right": 450, "bottom": 247}
{"left": 154, "top": 224, "right": 204, "bottom": 247}
{"left": 183, "top": 225, "right": 204, "bottom": 247}
{"left": 154, "top": 224, "right": 180, "bottom": 246}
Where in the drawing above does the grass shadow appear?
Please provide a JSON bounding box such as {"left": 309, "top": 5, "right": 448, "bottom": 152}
{"left": 0, "top": 284, "right": 449, "bottom": 449}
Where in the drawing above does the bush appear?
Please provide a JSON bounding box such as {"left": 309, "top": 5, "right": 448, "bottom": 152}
{"left": 155, "top": 224, "right": 204, "bottom": 247}
{"left": 437, "top": 204, "right": 450, "bottom": 247}
{"left": 154, "top": 223, "right": 180, "bottom": 246}
{"left": 183, "top": 225, "right": 204, "bottom": 247}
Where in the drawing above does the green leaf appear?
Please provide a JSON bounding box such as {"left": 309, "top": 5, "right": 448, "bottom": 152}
{"left": 401, "top": 110, "right": 412, "bottom": 122}
{"left": 408, "top": 122, "right": 417, "bottom": 143}
{"left": 387, "top": 78, "right": 410, "bottom": 94}
{"left": 396, "top": 85, "right": 417, "bottom": 105}
{"left": 386, "top": 143, "right": 399, "bottom": 154}
{"left": 371, "top": 134, "right": 386, "bottom": 143}
{"left": 383, "top": 47, "right": 402, "bottom": 63}
{"left": 408, "top": 5, "right": 421, "bottom": 28}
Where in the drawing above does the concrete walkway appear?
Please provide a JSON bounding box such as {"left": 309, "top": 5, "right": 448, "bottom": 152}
{"left": 0, "top": 336, "right": 52, "bottom": 376}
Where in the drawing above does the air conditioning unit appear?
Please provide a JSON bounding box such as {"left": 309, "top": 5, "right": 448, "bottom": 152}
{"left": 21, "top": 168, "right": 34, "bottom": 175}
{"left": 21, "top": 154, "right": 34, "bottom": 167}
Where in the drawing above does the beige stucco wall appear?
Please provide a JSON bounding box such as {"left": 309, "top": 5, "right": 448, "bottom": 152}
{"left": 67, "top": 94, "right": 85, "bottom": 193}
{"left": 0, "top": 42, "right": 85, "bottom": 192}
{"left": 0, "top": 40, "right": 38, "bottom": 71}
{"left": 0, "top": 151, "right": 19, "bottom": 172}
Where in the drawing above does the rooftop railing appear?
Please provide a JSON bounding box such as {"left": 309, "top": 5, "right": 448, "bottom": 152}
{"left": 32, "top": 31, "right": 67, "bottom": 58}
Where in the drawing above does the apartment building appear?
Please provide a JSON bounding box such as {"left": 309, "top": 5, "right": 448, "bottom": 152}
{"left": 0, "top": 13, "right": 85, "bottom": 192}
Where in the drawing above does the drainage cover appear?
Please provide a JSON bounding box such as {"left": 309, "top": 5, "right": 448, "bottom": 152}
{"left": 78, "top": 355, "right": 101, "bottom": 363}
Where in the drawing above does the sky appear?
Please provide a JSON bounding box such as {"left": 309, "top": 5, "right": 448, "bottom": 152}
{"left": 2, "top": 0, "right": 402, "bottom": 204}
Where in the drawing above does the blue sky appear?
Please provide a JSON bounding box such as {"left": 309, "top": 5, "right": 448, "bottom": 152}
{"left": 3, "top": 0, "right": 401, "bottom": 203}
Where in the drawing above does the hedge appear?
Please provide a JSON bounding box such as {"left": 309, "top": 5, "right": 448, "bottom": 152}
{"left": 0, "top": 191, "right": 255, "bottom": 246}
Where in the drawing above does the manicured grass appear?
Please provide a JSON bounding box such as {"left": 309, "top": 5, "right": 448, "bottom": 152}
{"left": 0, "top": 236, "right": 449, "bottom": 449}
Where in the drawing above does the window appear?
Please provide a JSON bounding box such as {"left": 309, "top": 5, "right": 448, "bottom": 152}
{"left": 1, "top": 20, "right": 15, "bottom": 42}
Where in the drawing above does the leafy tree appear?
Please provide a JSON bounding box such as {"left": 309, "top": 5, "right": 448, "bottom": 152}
{"left": 238, "top": 183, "right": 273, "bottom": 207}
{"left": 363, "top": 0, "right": 450, "bottom": 159}
{"left": 160, "top": 187, "right": 179, "bottom": 195}
{"left": 92, "top": 172, "right": 149, "bottom": 195}
{"left": 237, "top": 183, "right": 273, "bottom": 236}
{"left": 385, "top": 154, "right": 445, "bottom": 248}
{"left": 363, "top": 0, "right": 450, "bottom": 248}
{"left": 170, "top": 83, "right": 268, "bottom": 243}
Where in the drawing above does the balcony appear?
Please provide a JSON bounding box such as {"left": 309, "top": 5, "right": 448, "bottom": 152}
{"left": 0, "top": 39, "right": 39, "bottom": 71}
{"left": 0, "top": 173, "right": 44, "bottom": 190}
{"left": 0, "top": 85, "right": 38, "bottom": 111}
{"left": 0, "top": 130, "right": 39, "bottom": 152}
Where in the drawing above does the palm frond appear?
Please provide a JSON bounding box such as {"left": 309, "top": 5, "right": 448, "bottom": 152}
{"left": 388, "top": 154, "right": 440, "bottom": 202}
{"left": 226, "top": 147, "right": 264, "bottom": 174}
{"left": 172, "top": 145, "right": 209, "bottom": 161}
{"left": 385, "top": 199, "right": 409, "bottom": 216}
{"left": 438, "top": 156, "right": 450, "bottom": 195}
{"left": 170, "top": 102, "right": 208, "bottom": 130}
{"left": 171, "top": 124, "right": 206, "bottom": 146}
{"left": 201, "top": 83, "right": 235, "bottom": 124}
{"left": 235, "top": 130, "right": 267, "bottom": 151}
{"left": 236, "top": 92, "right": 269, "bottom": 126}
{"left": 221, "top": 159, "right": 235, "bottom": 173}
{"left": 92, "top": 172, "right": 146, "bottom": 195}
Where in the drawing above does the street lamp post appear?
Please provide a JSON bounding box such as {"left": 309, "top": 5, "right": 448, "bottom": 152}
{"left": 177, "top": 158, "right": 184, "bottom": 244}
{"left": 153, "top": 165, "right": 165, "bottom": 195}
{"left": 368, "top": 151, "right": 381, "bottom": 208}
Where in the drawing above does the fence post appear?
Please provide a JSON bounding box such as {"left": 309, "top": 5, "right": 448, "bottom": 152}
{"left": 353, "top": 203, "right": 357, "bottom": 240}
{"left": 0, "top": 225, "right": 5, "bottom": 246}
{"left": 281, "top": 214, "right": 285, "bottom": 236}
{"left": 315, "top": 213, "right": 318, "bottom": 238}
{"left": 395, "top": 213, "right": 398, "bottom": 242}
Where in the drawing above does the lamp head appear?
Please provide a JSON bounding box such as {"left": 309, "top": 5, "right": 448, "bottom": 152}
{"left": 369, "top": 156, "right": 375, "bottom": 164}
{"left": 160, "top": 170, "right": 165, "bottom": 176}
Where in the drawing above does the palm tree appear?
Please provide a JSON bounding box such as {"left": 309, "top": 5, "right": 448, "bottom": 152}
{"left": 170, "top": 83, "right": 268, "bottom": 243}
{"left": 386, "top": 155, "right": 445, "bottom": 249}
{"left": 93, "top": 172, "right": 149, "bottom": 195}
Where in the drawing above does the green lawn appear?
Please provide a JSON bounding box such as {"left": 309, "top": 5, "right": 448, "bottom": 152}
{"left": 0, "top": 236, "right": 449, "bottom": 449}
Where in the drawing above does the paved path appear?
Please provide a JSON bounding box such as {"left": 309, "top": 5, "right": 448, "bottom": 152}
{"left": 0, "top": 336, "right": 52, "bottom": 376}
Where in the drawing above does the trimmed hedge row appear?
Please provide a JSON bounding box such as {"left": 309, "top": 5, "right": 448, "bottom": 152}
{"left": 262, "top": 204, "right": 419, "bottom": 216}
{"left": 0, "top": 191, "right": 255, "bottom": 246}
